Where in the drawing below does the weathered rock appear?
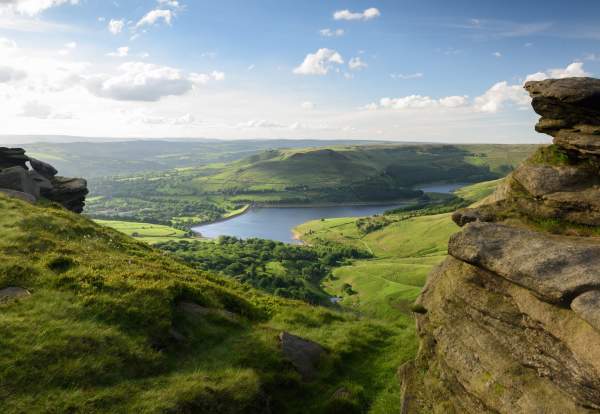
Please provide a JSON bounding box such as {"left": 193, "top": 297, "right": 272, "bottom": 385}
{"left": 28, "top": 170, "right": 53, "bottom": 193}
{"left": 571, "top": 290, "right": 600, "bottom": 332}
{"left": 0, "top": 166, "right": 39, "bottom": 197}
{"left": 0, "top": 147, "right": 28, "bottom": 169}
{"left": 411, "top": 77, "right": 600, "bottom": 413}
{"left": 278, "top": 331, "right": 325, "bottom": 381}
{"left": 46, "top": 176, "right": 88, "bottom": 213}
{"left": 513, "top": 163, "right": 594, "bottom": 197}
{"left": 29, "top": 157, "right": 58, "bottom": 179}
{"left": 0, "top": 287, "right": 31, "bottom": 302}
{"left": 452, "top": 207, "right": 496, "bottom": 227}
{"left": 525, "top": 77, "right": 600, "bottom": 127}
{"left": 414, "top": 257, "right": 600, "bottom": 413}
{"left": 0, "top": 189, "right": 36, "bottom": 203}
{"left": 449, "top": 222, "right": 600, "bottom": 303}
{"left": 554, "top": 130, "right": 600, "bottom": 155}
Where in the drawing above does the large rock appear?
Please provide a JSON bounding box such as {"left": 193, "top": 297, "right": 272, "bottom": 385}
{"left": 409, "top": 77, "right": 600, "bottom": 413}
{"left": 46, "top": 177, "right": 88, "bottom": 213}
{"left": 413, "top": 257, "right": 600, "bottom": 413}
{"left": 449, "top": 222, "right": 600, "bottom": 304}
{"left": 278, "top": 331, "right": 325, "bottom": 381}
{"left": 525, "top": 77, "right": 600, "bottom": 127}
{"left": 512, "top": 163, "right": 594, "bottom": 197}
{"left": 0, "top": 147, "right": 28, "bottom": 169}
{"left": 554, "top": 130, "right": 600, "bottom": 155}
{"left": 0, "top": 166, "right": 39, "bottom": 197}
{"left": 29, "top": 157, "right": 58, "bottom": 179}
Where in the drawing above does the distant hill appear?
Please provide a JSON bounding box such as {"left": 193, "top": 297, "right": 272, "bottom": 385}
{"left": 86, "top": 143, "right": 538, "bottom": 227}
{"left": 15, "top": 139, "right": 384, "bottom": 178}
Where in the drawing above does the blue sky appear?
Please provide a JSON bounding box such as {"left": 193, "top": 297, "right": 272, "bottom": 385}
{"left": 0, "top": 0, "right": 598, "bottom": 142}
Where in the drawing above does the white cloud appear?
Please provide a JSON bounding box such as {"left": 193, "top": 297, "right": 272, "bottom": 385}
{"left": 319, "top": 28, "right": 344, "bottom": 37}
{"left": 0, "top": 0, "right": 79, "bottom": 16}
{"left": 242, "top": 119, "right": 287, "bottom": 129}
{"left": 0, "top": 66, "right": 26, "bottom": 82}
{"left": 473, "top": 81, "right": 529, "bottom": 113}
{"left": 210, "top": 70, "right": 225, "bottom": 81}
{"left": 18, "top": 100, "right": 71, "bottom": 119}
{"left": 390, "top": 72, "right": 423, "bottom": 80}
{"left": 57, "top": 41, "right": 76, "bottom": 56}
{"left": 348, "top": 57, "right": 367, "bottom": 71}
{"left": 189, "top": 70, "right": 225, "bottom": 85}
{"left": 367, "top": 95, "right": 469, "bottom": 110}
{"left": 493, "top": 51, "right": 502, "bottom": 58}
{"left": 136, "top": 9, "right": 172, "bottom": 28}
{"left": 293, "top": 48, "right": 344, "bottom": 76}
{"left": 108, "top": 19, "right": 124, "bottom": 34}
{"left": 333, "top": 7, "right": 380, "bottom": 21}
{"left": 524, "top": 61, "right": 589, "bottom": 82}
{"left": 107, "top": 46, "right": 129, "bottom": 57}
{"left": 85, "top": 62, "right": 195, "bottom": 102}
{"left": 474, "top": 62, "right": 591, "bottom": 113}
{"left": 157, "top": 0, "right": 180, "bottom": 8}
{"left": 301, "top": 101, "right": 315, "bottom": 110}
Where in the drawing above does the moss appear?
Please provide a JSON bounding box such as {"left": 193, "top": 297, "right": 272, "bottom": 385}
{"left": 528, "top": 145, "right": 573, "bottom": 166}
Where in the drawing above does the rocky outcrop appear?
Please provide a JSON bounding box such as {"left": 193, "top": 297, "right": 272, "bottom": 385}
{"left": 0, "top": 147, "right": 87, "bottom": 213}
{"left": 407, "top": 78, "right": 600, "bottom": 413}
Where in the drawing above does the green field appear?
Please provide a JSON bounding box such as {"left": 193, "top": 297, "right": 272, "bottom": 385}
{"left": 94, "top": 219, "right": 198, "bottom": 244}
{"left": 294, "top": 180, "right": 499, "bottom": 321}
{"left": 297, "top": 213, "right": 457, "bottom": 320}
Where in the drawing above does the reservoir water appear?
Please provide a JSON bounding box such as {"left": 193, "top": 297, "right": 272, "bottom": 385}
{"left": 192, "top": 183, "right": 470, "bottom": 243}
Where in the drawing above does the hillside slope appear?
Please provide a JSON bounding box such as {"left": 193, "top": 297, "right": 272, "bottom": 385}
{"left": 0, "top": 194, "right": 417, "bottom": 413}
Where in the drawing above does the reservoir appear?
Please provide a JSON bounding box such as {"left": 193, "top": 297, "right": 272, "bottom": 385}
{"left": 192, "top": 183, "right": 470, "bottom": 243}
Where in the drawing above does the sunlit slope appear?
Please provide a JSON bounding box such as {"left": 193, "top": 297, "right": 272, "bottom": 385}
{"left": 189, "top": 144, "right": 535, "bottom": 195}
{"left": 0, "top": 195, "right": 418, "bottom": 413}
{"left": 294, "top": 180, "right": 500, "bottom": 320}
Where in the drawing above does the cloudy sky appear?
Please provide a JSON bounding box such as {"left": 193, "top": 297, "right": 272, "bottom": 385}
{"left": 0, "top": 0, "right": 599, "bottom": 143}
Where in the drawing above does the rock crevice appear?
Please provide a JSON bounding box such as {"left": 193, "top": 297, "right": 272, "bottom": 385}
{"left": 408, "top": 77, "right": 600, "bottom": 413}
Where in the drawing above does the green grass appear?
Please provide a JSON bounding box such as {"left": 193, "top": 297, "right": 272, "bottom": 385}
{"left": 94, "top": 219, "right": 197, "bottom": 244}
{"left": 0, "top": 195, "right": 418, "bottom": 413}
{"left": 454, "top": 178, "right": 503, "bottom": 202}
{"left": 298, "top": 213, "right": 457, "bottom": 321}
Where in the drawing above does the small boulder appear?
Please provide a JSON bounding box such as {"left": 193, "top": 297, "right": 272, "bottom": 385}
{"left": 278, "top": 331, "right": 325, "bottom": 381}
{"left": 0, "top": 287, "right": 31, "bottom": 302}
{"left": 29, "top": 157, "right": 58, "bottom": 179}
{"left": 452, "top": 207, "right": 496, "bottom": 227}
{"left": 0, "top": 189, "right": 36, "bottom": 204}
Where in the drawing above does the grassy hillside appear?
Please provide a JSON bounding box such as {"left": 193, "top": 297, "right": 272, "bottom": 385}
{"left": 0, "top": 195, "right": 417, "bottom": 413}
{"left": 294, "top": 180, "right": 500, "bottom": 320}
{"left": 94, "top": 219, "right": 197, "bottom": 244}
{"left": 86, "top": 144, "right": 536, "bottom": 227}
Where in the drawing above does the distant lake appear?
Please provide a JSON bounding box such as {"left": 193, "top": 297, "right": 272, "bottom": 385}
{"left": 192, "top": 183, "right": 470, "bottom": 243}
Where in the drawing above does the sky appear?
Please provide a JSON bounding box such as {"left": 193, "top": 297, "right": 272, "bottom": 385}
{"left": 0, "top": 0, "right": 599, "bottom": 143}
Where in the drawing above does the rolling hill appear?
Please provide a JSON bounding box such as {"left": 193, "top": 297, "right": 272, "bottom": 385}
{"left": 86, "top": 143, "right": 537, "bottom": 226}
